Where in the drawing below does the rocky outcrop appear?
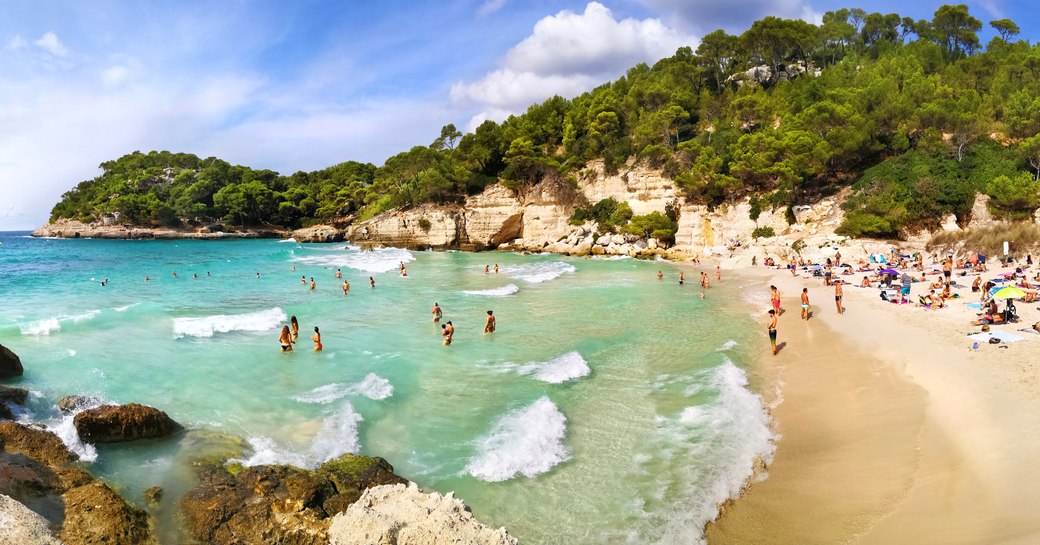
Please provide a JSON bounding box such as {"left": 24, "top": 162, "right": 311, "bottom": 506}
{"left": 348, "top": 206, "right": 462, "bottom": 250}
{"left": 328, "top": 482, "right": 517, "bottom": 545}
{"left": 0, "top": 344, "right": 23, "bottom": 379}
{"left": 56, "top": 395, "right": 103, "bottom": 413}
{"left": 291, "top": 224, "right": 347, "bottom": 243}
{"left": 0, "top": 494, "right": 63, "bottom": 545}
{"left": 73, "top": 403, "right": 182, "bottom": 443}
{"left": 33, "top": 219, "right": 286, "bottom": 240}
{"left": 180, "top": 453, "right": 407, "bottom": 545}
{"left": 0, "top": 422, "right": 156, "bottom": 545}
{"left": 0, "top": 385, "right": 29, "bottom": 421}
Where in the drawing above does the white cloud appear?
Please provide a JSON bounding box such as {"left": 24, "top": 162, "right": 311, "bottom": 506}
{"left": 638, "top": 0, "right": 819, "bottom": 33}
{"left": 452, "top": 2, "right": 693, "bottom": 129}
{"left": 101, "top": 65, "right": 129, "bottom": 86}
{"left": 34, "top": 31, "right": 68, "bottom": 57}
{"left": 478, "top": 0, "right": 507, "bottom": 16}
{"left": 7, "top": 35, "right": 27, "bottom": 50}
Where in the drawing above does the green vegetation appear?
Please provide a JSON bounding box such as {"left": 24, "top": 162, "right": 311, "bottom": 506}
{"left": 928, "top": 222, "right": 1040, "bottom": 257}
{"left": 569, "top": 198, "right": 633, "bottom": 232}
{"left": 622, "top": 212, "right": 678, "bottom": 243}
{"left": 49, "top": 5, "right": 1040, "bottom": 240}
{"left": 752, "top": 226, "right": 776, "bottom": 239}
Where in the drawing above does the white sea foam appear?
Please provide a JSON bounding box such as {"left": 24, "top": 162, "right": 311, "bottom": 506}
{"left": 293, "top": 247, "right": 414, "bottom": 273}
{"left": 232, "top": 402, "right": 363, "bottom": 469}
{"left": 279, "top": 237, "right": 297, "bottom": 243}
{"left": 66, "top": 349, "right": 77, "bottom": 357}
{"left": 294, "top": 373, "right": 394, "bottom": 404}
{"left": 504, "top": 262, "right": 576, "bottom": 283}
{"left": 173, "top": 307, "right": 287, "bottom": 338}
{"left": 463, "top": 284, "right": 520, "bottom": 296}
{"left": 466, "top": 396, "right": 570, "bottom": 482}
{"left": 513, "top": 352, "right": 591, "bottom": 384}
{"left": 49, "top": 397, "right": 108, "bottom": 463}
{"left": 114, "top": 303, "right": 139, "bottom": 312}
{"left": 716, "top": 340, "right": 738, "bottom": 351}
{"left": 19, "top": 309, "right": 102, "bottom": 336}
{"left": 591, "top": 255, "right": 632, "bottom": 261}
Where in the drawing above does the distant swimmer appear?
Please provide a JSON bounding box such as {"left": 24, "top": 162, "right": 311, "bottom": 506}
{"left": 145, "top": 276, "right": 150, "bottom": 281}
{"left": 207, "top": 272, "right": 211, "bottom": 277}
{"left": 172, "top": 271, "right": 177, "bottom": 278}
{"left": 494, "top": 264, "right": 499, "bottom": 274}
{"left": 484, "top": 310, "right": 496, "bottom": 334}
{"left": 291, "top": 266, "right": 296, "bottom": 272}
{"left": 369, "top": 276, "right": 375, "bottom": 288}
{"left": 657, "top": 270, "right": 663, "bottom": 280}
{"left": 336, "top": 269, "right": 342, "bottom": 278}
{"left": 301, "top": 275, "right": 307, "bottom": 285}
{"left": 343, "top": 280, "right": 350, "bottom": 294}
{"left": 193, "top": 273, "right": 198, "bottom": 280}
{"left": 310, "top": 277, "right": 316, "bottom": 290}
{"left": 678, "top": 272, "right": 685, "bottom": 285}
{"left": 401, "top": 267, "right": 408, "bottom": 277}
{"left": 484, "top": 265, "right": 490, "bottom": 274}
{"left": 256, "top": 272, "right": 261, "bottom": 279}
{"left": 279, "top": 326, "right": 293, "bottom": 352}
{"left": 767, "top": 309, "right": 778, "bottom": 356}
{"left": 312, "top": 327, "right": 322, "bottom": 351}
{"left": 290, "top": 316, "right": 299, "bottom": 343}
{"left": 432, "top": 302, "right": 442, "bottom": 322}
{"left": 442, "top": 321, "right": 454, "bottom": 345}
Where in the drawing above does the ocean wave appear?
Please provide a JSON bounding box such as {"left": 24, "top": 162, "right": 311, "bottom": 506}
{"left": 463, "top": 284, "right": 520, "bottom": 296}
{"left": 173, "top": 307, "right": 287, "bottom": 338}
{"left": 279, "top": 237, "right": 298, "bottom": 243}
{"left": 504, "top": 262, "right": 576, "bottom": 284}
{"left": 49, "top": 396, "right": 109, "bottom": 463}
{"left": 292, "top": 247, "right": 414, "bottom": 274}
{"left": 466, "top": 396, "right": 570, "bottom": 482}
{"left": 294, "top": 373, "right": 394, "bottom": 404}
{"left": 231, "top": 402, "right": 363, "bottom": 469}
{"left": 502, "top": 352, "right": 590, "bottom": 384}
{"left": 715, "top": 340, "right": 738, "bottom": 351}
{"left": 19, "top": 309, "right": 101, "bottom": 336}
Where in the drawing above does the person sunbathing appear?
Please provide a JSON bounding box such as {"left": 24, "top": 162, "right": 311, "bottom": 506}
{"left": 972, "top": 276, "right": 982, "bottom": 292}
{"left": 860, "top": 276, "right": 872, "bottom": 287}
{"left": 971, "top": 313, "right": 1005, "bottom": 326}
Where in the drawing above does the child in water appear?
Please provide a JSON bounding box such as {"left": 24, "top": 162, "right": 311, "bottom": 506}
{"left": 312, "top": 327, "right": 322, "bottom": 351}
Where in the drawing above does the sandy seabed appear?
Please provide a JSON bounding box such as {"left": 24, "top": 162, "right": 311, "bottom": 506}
{"left": 704, "top": 263, "right": 1040, "bottom": 545}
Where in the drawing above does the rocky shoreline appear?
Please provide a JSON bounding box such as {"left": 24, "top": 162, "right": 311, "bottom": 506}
{"left": 0, "top": 344, "right": 518, "bottom": 545}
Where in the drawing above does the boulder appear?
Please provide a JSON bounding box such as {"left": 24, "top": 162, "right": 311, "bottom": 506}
{"left": 59, "top": 482, "right": 155, "bottom": 545}
{"left": 0, "top": 344, "right": 23, "bottom": 379}
{"left": 181, "top": 453, "right": 407, "bottom": 545}
{"left": 0, "top": 494, "right": 63, "bottom": 545}
{"left": 291, "top": 224, "right": 345, "bottom": 243}
{"left": 0, "top": 421, "right": 78, "bottom": 466}
{"left": 56, "top": 395, "right": 103, "bottom": 413}
{"left": 328, "top": 482, "right": 517, "bottom": 545}
{"left": 595, "top": 234, "right": 611, "bottom": 246}
{"left": 0, "top": 386, "right": 29, "bottom": 420}
{"left": 73, "top": 403, "right": 182, "bottom": 443}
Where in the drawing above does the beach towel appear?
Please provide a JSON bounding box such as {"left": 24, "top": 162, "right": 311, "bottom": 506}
{"left": 968, "top": 330, "right": 1024, "bottom": 344}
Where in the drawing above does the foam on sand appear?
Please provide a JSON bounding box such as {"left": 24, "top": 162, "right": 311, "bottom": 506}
{"left": 294, "top": 373, "right": 394, "bottom": 404}
{"left": 173, "top": 307, "right": 287, "bottom": 338}
{"left": 466, "top": 396, "right": 570, "bottom": 482}
{"left": 515, "top": 352, "right": 591, "bottom": 384}
{"left": 293, "top": 247, "right": 414, "bottom": 273}
{"left": 232, "top": 402, "right": 364, "bottom": 469}
{"left": 464, "top": 284, "right": 520, "bottom": 296}
{"left": 504, "top": 262, "right": 576, "bottom": 283}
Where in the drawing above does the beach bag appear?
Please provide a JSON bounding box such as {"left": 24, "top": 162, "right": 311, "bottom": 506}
{"left": 988, "top": 337, "right": 1001, "bottom": 344}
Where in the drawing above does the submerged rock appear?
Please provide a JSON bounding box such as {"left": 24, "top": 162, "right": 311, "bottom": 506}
{"left": 0, "top": 385, "right": 29, "bottom": 420}
{"left": 0, "top": 422, "right": 156, "bottom": 545}
{"left": 73, "top": 403, "right": 182, "bottom": 443}
{"left": 328, "top": 482, "right": 518, "bottom": 545}
{"left": 180, "top": 453, "right": 407, "bottom": 545}
{"left": 0, "top": 344, "right": 23, "bottom": 379}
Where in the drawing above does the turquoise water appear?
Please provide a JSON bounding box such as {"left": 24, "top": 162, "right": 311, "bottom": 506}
{"left": 0, "top": 232, "right": 773, "bottom": 544}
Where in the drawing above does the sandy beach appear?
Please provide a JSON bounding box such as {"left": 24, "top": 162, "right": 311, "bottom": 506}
{"left": 706, "top": 261, "right": 1040, "bottom": 544}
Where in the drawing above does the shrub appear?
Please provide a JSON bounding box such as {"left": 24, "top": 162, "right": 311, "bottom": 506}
{"left": 622, "top": 212, "right": 677, "bottom": 244}
{"left": 752, "top": 226, "right": 775, "bottom": 239}
{"left": 569, "top": 198, "right": 633, "bottom": 232}
{"left": 791, "top": 238, "right": 806, "bottom": 253}
{"left": 418, "top": 217, "right": 432, "bottom": 232}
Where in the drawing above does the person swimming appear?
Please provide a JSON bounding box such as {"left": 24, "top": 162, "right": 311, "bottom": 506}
{"left": 279, "top": 325, "right": 293, "bottom": 351}
{"left": 290, "top": 316, "right": 299, "bottom": 343}
{"left": 312, "top": 326, "right": 322, "bottom": 351}
{"left": 484, "top": 310, "right": 495, "bottom": 334}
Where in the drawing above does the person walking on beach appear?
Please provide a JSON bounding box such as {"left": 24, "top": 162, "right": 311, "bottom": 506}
{"left": 835, "top": 281, "right": 844, "bottom": 315}
{"left": 901, "top": 272, "right": 912, "bottom": 303}
{"left": 432, "top": 302, "right": 442, "bottom": 323}
{"left": 484, "top": 310, "right": 496, "bottom": 334}
{"left": 311, "top": 327, "right": 322, "bottom": 351}
{"left": 442, "top": 321, "right": 454, "bottom": 345}
{"left": 290, "top": 316, "right": 300, "bottom": 343}
{"left": 279, "top": 326, "right": 293, "bottom": 352}
{"left": 767, "top": 310, "right": 778, "bottom": 356}
{"left": 801, "top": 288, "right": 811, "bottom": 320}
{"left": 770, "top": 285, "right": 781, "bottom": 315}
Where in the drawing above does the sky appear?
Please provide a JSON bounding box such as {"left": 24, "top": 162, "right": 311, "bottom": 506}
{"left": 0, "top": 0, "right": 1034, "bottom": 230}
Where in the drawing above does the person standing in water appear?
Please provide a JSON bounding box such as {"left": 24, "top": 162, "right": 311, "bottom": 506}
{"left": 310, "top": 277, "right": 316, "bottom": 290}
{"left": 494, "top": 264, "right": 499, "bottom": 274}
{"left": 369, "top": 276, "right": 375, "bottom": 288}
{"left": 311, "top": 327, "right": 322, "bottom": 351}
{"left": 343, "top": 280, "right": 350, "bottom": 294}
{"left": 290, "top": 316, "right": 299, "bottom": 343}
{"left": 801, "top": 288, "right": 811, "bottom": 320}
{"left": 835, "top": 281, "right": 844, "bottom": 315}
{"left": 678, "top": 272, "right": 685, "bottom": 285}
{"left": 767, "top": 310, "right": 778, "bottom": 355}
{"left": 484, "top": 310, "right": 496, "bottom": 333}
{"left": 484, "top": 265, "right": 490, "bottom": 274}
{"left": 716, "top": 265, "right": 721, "bottom": 281}
{"left": 432, "top": 302, "right": 442, "bottom": 323}
{"left": 442, "top": 321, "right": 454, "bottom": 345}
{"left": 301, "top": 275, "right": 306, "bottom": 285}
{"left": 279, "top": 326, "right": 293, "bottom": 352}
{"left": 336, "top": 269, "right": 342, "bottom": 278}
{"left": 657, "top": 270, "right": 663, "bottom": 280}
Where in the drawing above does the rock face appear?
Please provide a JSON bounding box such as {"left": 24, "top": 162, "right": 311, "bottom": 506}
{"left": 0, "top": 422, "right": 156, "bottom": 545}
{"left": 328, "top": 482, "right": 518, "bottom": 545}
{"left": 0, "top": 344, "right": 23, "bottom": 379}
{"left": 73, "top": 403, "right": 182, "bottom": 443}
{"left": 0, "top": 385, "right": 29, "bottom": 420}
{"left": 291, "top": 224, "right": 347, "bottom": 243}
{"left": 33, "top": 218, "right": 286, "bottom": 240}
{"left": 180, "top": 453, "right": 407, "bottom": 545}
{"left": 0, "top": 494, "right": 63, "bottom": 545}
{"left": 348, "top": 206, "right": 462, "bottom": 250}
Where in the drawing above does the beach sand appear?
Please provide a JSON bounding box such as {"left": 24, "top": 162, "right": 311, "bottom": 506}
{"left": 706, "top": 264, "right": 1040, "bottom": 544}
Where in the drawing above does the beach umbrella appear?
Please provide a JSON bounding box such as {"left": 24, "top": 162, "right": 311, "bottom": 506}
{"left": 991, "top": 286, "right": 1026, "bottom": 299}
{"left": 879, "top": 268, "right": 899, "bottom": 275}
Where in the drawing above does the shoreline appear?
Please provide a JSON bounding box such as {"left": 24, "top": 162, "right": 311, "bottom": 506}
{"left": 706, "top": 266, "right": 1040, "bottom": 544}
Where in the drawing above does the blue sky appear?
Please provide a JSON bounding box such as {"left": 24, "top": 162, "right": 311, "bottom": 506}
{"left": 0, "top": 0, "right": 1033, "bottom": 230}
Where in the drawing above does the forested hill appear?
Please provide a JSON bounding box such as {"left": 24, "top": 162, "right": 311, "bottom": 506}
{"left": 48, "top": 5, "right": 1040, "bottom": 239}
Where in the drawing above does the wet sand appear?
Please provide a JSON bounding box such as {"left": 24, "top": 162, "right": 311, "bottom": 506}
{"left": 706, "top": 267, "right": 1040, "bottom": 545}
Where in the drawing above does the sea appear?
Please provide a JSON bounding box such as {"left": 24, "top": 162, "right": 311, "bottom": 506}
{"left": 0, "top": 231, "right": 774, "bottom": 544}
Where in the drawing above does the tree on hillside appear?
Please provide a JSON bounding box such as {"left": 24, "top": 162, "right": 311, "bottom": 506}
{"left": 696, "top": 30, "right": 739, "bottom": 91}
{"left": 931, "top": 4, "right": 982, "bottom": 60}
{"left": 431, "top": 124, "right": 462, "bottom": 151}
{"left": 989, "top": 18, "right": 1020, "bottom": 42}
